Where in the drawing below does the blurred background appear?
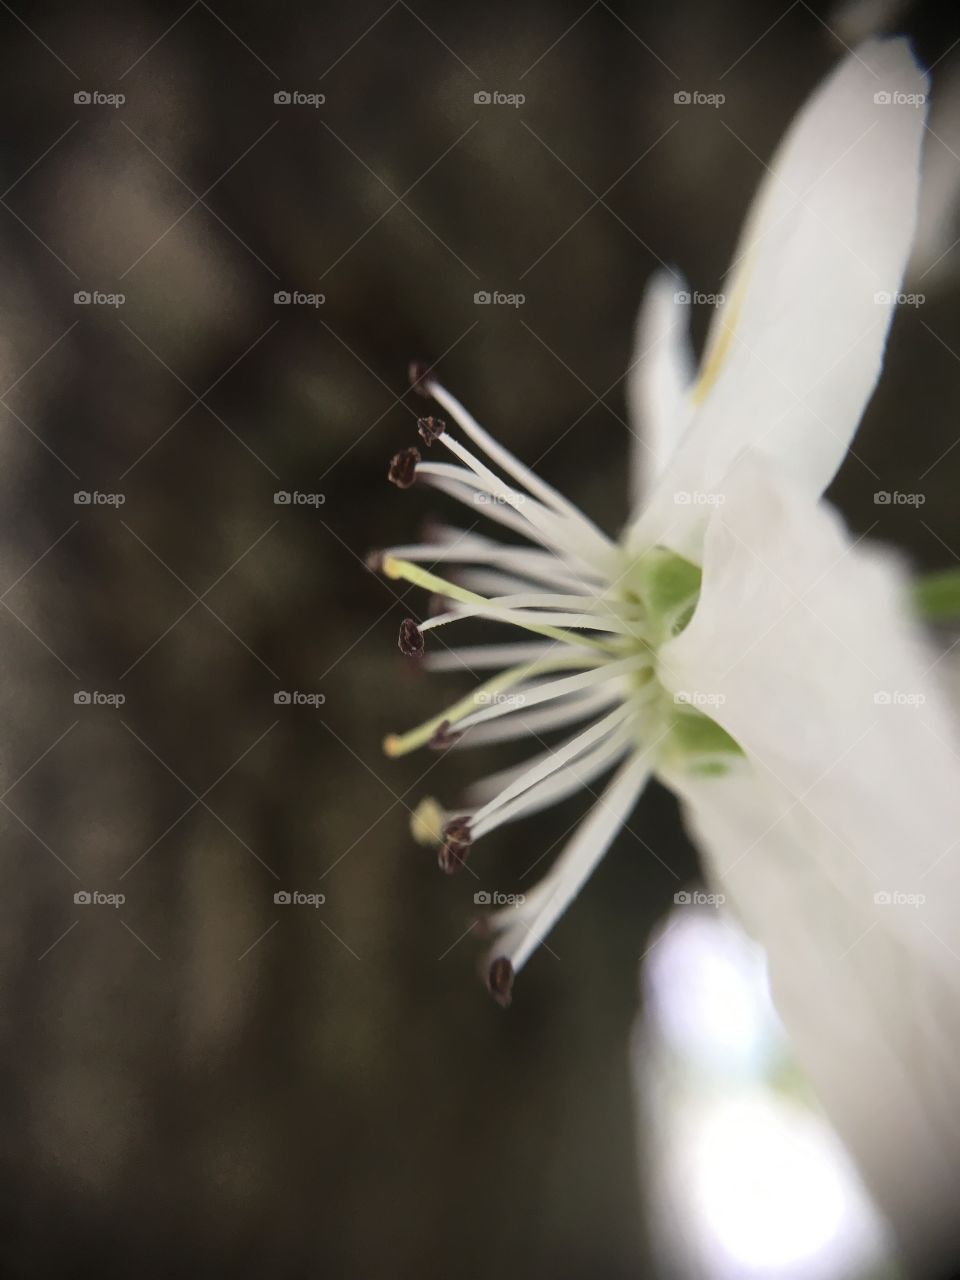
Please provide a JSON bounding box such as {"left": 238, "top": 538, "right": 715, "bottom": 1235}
{"left": 0, "top": 0, "right": 959, "bottom": 1275}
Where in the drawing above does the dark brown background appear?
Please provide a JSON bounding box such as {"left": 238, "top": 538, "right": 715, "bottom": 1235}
{"left": 0, "top": 1, "right": 958, "bottom": 1276}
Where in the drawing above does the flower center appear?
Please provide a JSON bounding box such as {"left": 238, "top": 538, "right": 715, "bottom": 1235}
{"left": 616, "top": 546, "right": 743, "bottom": 776}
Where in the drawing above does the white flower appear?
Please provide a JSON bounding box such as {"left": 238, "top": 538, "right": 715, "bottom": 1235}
{"left": 373, "top": 38, "right": 960, "bottom": 1258}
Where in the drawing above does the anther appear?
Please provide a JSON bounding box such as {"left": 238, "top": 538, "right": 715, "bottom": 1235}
{"left": 487, "top": 956, "right": 515, "bottom": 1007}
{"left": 398, "top": 618, "right": 425, "bottom": 657}
{"left": 408, "top": 361, "right": 434, "bottom": 398}
{"left": 428, "top": 720, "right": 462, "bottom": 751}
{"left": 365, "top": 551, "right": 385, "bottom": 573}
{"left": 388, "top": 447, "right": 420, "bottom": 489}
{"left": 417, "top": 415, "right": 446, "bottom": 446}
{"left": 438, "top": 816, "right": 472, "bottom": 874}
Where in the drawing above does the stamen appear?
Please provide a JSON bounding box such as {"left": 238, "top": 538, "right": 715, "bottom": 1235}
{"left": 418, "top": 415, "right": 446, "bottom": 446}
{"left": 398, "top": 618, "right": 425, "bottom": 656}
{"left": 383, "top": 533, "right": 601, "bottom": 591}
{"left": 408, "top": 361, "right": 434, "bottom": 398}
{"left": 410, "top": 796, "right": 446, "bottom": 847}
{"left": 469, "top": 703, "right": 635, "bottom": 835}
{"left": 383, "top": 652, "right": 606, "bottom": 758}
{"left": 388, "top": 447, "right": 420, "bottom": 489}
{"left": 423, "top": 446, "right": 609, "bottom": 572}
{"left": 427, "top": 378, "right": 615, "bottom": 557}
{"left": 487, "top": 956, "right": 514, "bottom": 1007}
{"left": 381, "top": 556, "right": 615, "bottom": 652}
{"left": 439, "top": 816, "right": 472, "bottom": 874}
{"left": 428, "top": 720, "right": 462, "bottom": 751}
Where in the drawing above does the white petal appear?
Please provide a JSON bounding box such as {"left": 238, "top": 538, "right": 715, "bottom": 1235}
{"left": 629, "top": 38, "right": 928, "bottom": 560}
{"left": 626, "top": 270, "right": 696, "bottom": 511}
{"left": 659, "top": 453, "right": 960, "bottom": 958}
{"left": 664, "top": 759, "right": 960, "bottom": 1270}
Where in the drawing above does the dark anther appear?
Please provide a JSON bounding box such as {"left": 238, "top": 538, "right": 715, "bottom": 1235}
{"left": 438, "top": 816, "right": 472, "bottom": 874}
{"left": 487, "top": 956, "right": 515, "bottom": 1008}
{"left": 408, "top": 361, "right": 434, "bottom": 398}
{"left": 398, "top": 618, "right": 424, "bottom": 657}
{"left": 428, "top": 720, "right": 462, "bottom": 751}
{"left": 417, "top": 415, "right": 446, "bottom": 446}
{"left": 388, "top": 447, "right": 420, "bottom": 489}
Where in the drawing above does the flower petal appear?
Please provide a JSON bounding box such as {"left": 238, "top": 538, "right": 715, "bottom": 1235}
{"left": 626, "top": 270, "right": 696, "bottom": 511}
{"left": 663, "top": 758, "right": 960, "bottom": 1270}
{"left": 629, "top": 38, "right": 928, "bottom": 560}
{"left": 659, "top": 452, "right": 960, "bottom": 959}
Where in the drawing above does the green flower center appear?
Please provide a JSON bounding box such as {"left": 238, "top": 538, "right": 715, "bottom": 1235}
{"left": 618, "top": 547, "right": 743, "bottom": 776}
